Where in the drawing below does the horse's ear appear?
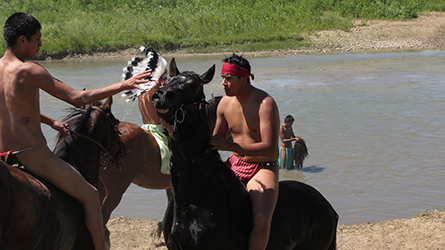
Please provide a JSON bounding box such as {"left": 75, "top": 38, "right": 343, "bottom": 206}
{"left": 102, "top": 96, "right": 113, "bottom": 112}
{"left": 169, "top": 58, "right": 180, "bottom": 77}
{"left": 201, "top": 64, "right": 215, "bottom": 84}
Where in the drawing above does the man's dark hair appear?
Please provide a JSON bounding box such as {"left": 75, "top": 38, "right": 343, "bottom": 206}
{"left": 3, "top": 12, "right": 41, "bottom": 48}
{"left": 222, "top": 53, "right": 251, "bottom": 79}
{"left": 284, "top": 115, "right": 295, "bottom": 123}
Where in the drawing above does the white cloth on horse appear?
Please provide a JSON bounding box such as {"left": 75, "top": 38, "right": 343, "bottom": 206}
{"left": 141, "top": 123, "right": 170, "bottom": 174}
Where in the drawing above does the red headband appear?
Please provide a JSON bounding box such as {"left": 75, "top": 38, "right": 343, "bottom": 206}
{"left": 221, "top": 62, "right": 255, "bottom": 80}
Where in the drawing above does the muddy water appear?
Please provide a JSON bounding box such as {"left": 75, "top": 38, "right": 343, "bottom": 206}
{"left": 39, "top": 50, "right": 445, "bottom": 225}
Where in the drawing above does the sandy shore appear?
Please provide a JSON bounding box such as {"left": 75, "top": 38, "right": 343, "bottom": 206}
{"left": 103, "top": 12, "right": 445, "bottom": 249}
{"left": 107, "top": 210, "right": 445, "bottom": 250}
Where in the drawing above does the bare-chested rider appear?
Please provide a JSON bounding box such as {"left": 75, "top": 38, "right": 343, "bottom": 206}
{"left": 210, "top": 53, "right": 280, "bottom": 250}
{"left": 0, "top": 12, "right": 151, "bottom": 250}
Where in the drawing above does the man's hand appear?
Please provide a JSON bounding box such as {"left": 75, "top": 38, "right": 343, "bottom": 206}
{"left": 210, "top": 134, "right": 232, "bottom": 151}
{"left": 52, "top": 120, "right": 70, "bottom": 136}
{"left": 123, "top": 70, "right": 152, "bottom": 90}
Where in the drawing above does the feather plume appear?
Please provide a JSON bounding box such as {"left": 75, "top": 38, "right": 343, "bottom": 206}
{"left": 121, "top": 46, "right": 167, "bottom": 102}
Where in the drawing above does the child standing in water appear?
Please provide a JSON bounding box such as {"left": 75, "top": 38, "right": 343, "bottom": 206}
{"left": 279, "top": 115, "right": 302, "bottom": 170}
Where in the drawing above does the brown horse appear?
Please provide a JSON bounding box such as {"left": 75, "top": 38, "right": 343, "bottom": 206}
{"left": 99, "top": 121, "right": 170, "bottom": 226}
{"left": 0, "top": 97, "right": 124, "bottom": 249}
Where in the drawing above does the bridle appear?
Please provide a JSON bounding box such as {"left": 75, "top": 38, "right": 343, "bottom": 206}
{"left": 172, "top": 98, "right": 210, "bottom": 163}
{"left": 69, "top": 106, "right": 126, "bottom": 171}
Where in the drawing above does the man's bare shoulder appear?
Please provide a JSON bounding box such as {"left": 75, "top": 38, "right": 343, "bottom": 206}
{"left": 3, "top": 60, "right": 48, "bottom": 80}
{"left": 259, "top": 92, "right": 278, "bottom": 110}
{"left": 22, "top": 62, "right": 48, "bottom": 76}
{"left": 219, "top": 95, "right": 237, "bottom": 108}
{"left": 15, "top": 62, "right": 53, "bottom": 88}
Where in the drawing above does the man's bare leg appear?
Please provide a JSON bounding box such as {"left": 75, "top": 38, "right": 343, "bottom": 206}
{"left": 17, "top": 146, "right": 107, "bottom": 250}
{"left": 246, "top": 166, "right": 279, "bottom": 250}
{"left": 280, "top": 147, "right": 286, "bottom": 170}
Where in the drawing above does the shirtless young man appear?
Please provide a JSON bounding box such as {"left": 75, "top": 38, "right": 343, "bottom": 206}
{"left": 210, "top": 53, "right": 280, "bottom": 250}
{"left": 279, "top": 115, "right": 301, "bottom": 170}
{"left": 0, "top": 12, "right": 151, "bottom": 250}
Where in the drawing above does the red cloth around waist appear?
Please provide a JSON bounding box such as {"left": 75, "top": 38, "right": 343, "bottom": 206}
{"left": 226, "top": 154, "right": 260, "bottom": 182}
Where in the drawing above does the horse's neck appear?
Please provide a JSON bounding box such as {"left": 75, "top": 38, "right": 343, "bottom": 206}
{"left": 55, "top": 141, "right": 101, "bottom": 186}
{"left": 174, "top": 108, "right": 210, "bottom": 148}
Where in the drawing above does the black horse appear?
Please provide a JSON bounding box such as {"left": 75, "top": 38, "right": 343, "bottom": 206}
{"left": 153, "top": 59, "right": 338, "bottom": 250}
{"left": 0, "top": 97, "right": 124, "bottom": 249}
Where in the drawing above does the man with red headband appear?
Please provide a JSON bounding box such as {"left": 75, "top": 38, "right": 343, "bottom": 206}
{"left": 210, "top": 53, "right": 280, "bottom": 250}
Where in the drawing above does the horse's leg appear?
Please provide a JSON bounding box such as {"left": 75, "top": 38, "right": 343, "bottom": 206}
{"left": 162, "top": 188, "right": 174, "bottom": 247}
{"left": 100, "top": 159, "right": 141, "bottom": 223}
{"left": 100, "top": 122, "right": 146, "bottom": 224}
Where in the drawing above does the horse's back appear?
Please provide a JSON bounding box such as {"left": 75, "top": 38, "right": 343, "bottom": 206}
{"left": 118, "top": 121, "right": 168, "bottom": 189}
{"left": 0, "top": 162, "right": 89, "bottom": 249}
{"left": 268, "top": 180, "right": 338, "bottom": 250}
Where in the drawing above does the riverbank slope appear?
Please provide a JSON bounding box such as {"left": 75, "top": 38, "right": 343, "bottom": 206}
{"left": 63, "top": 12, "right": 445, "bottom": 60}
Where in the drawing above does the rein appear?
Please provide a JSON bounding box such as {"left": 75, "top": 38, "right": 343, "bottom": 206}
{"left": 69, "top": 106, "right": 125, "bottom": 171}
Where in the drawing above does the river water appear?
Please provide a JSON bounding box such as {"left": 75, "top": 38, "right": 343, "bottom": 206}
{"left": 39, "top": 50, "right": 445, "bottom": 226}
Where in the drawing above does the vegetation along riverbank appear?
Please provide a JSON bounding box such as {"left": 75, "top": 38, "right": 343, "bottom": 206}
{"left": 1, "top": 0, "right": 445, "bottom": 59}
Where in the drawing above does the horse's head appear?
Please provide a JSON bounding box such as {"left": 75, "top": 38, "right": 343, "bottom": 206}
{"left": 153, "top": 58, "right": 215, "bottom": 126}
{"left": 54, "top": 96, "right": 125, "bottom": 184}
{"left": 87, "top": 97, "right": 126, "bottom": 169}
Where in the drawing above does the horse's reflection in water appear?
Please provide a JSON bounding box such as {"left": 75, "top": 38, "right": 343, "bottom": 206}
{"left": 153, "top": 59, "right": 338, "bottom": 250}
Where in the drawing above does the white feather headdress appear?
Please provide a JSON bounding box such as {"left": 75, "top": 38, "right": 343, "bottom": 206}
{"left": 121, "top": 46, "right": 167, "bottom": 102}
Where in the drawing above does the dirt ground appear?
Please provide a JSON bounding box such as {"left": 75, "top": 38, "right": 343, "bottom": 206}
{"left": 108, "top": 210, "right": 445, "bottom": 250}
{"left": 106, "top": 12, "right": 445, "bottom": 250}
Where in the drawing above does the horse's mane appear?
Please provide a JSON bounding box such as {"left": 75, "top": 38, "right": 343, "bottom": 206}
{"left": 178, "top": 71, "right": 201, "bottom": 81}
{"left": 53, "top": 101, "right": 103, "bottom": 154}
{"left": 205, "top": 95, "right": 222, "bottom": 131}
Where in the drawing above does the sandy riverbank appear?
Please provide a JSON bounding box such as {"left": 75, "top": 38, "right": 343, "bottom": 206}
{"left": 107, "top": 210, "right": 445, "bottom": 250}
{"left": 103, "top": 12, "right": 445, "bottom": 250}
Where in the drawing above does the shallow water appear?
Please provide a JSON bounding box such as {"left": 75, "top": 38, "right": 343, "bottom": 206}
{"left": 39, "top": 50, "right": 445, "bottom": 225}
